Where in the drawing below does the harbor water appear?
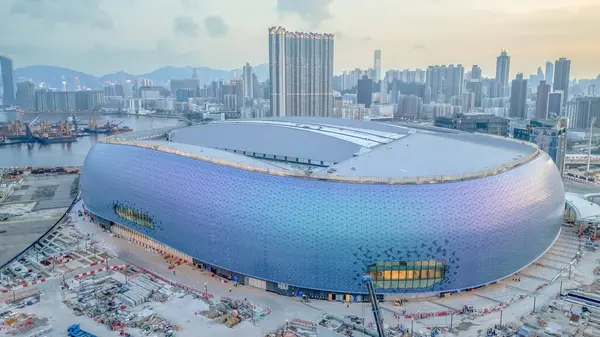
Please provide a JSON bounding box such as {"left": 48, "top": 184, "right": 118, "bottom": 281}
{"left": 0, "top": 112, "right": 182, "bottom": 168}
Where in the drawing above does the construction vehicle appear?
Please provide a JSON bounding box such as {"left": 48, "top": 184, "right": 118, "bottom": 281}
{"left": 362, "top": 275, "right": 385, "bottom": 337}
{"left": 67, "top": 324, "right": 97, "bottom": 337}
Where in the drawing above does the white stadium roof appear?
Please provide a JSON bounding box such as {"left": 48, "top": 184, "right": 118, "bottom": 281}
{"left": 106, "top": 117, "right": 540, "bottom": 183}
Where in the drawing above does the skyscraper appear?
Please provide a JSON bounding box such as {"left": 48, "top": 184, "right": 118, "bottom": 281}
{"left": 471, "top": 65, "right": 482, "bottom": 80}
{"left": 495, "top": 50, "right": 510, "bottom": 97}
{"left": 357, "top": 75, "right": 372, "bottom": 108}
{"left": 535, "top": 80, "right": 551, "bottom": 119}
{"left": 374, "top": 50, "right": 382, "bottom": 82}
{"left": 0, "top": 55, "right": 16, "bottom": 106}
{"left": 242, "top": 62, "right": 254, "bottom": 100}
{"left": 509, "top": 73, "right": 527, "bottom": 118}
{"left": 547, "top": 92, "right": 563, "bottom": 118}
{"left": 545, "top": 61, "right": 554, "bottom": 86}
{"left": 536, "top": 67, "right": 544, "bottom": 80}
{"left": 465, "top": 80, "right": 483, "bottom": 107}
{"left": 268, "top": 26, "right": 334, "bottom": 117}
{"left": 425, "top": 64, "right": 464, "bottom": 103}
{"left": 16, "top": 81, "right": 35, "bottom": 110}
{"left": 553, "top": 58, "right": 571, "bottom": 107}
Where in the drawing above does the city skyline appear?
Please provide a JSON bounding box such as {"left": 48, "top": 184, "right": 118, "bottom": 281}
{"left": 0, "top": 0, "right": 599, "bottom": 78}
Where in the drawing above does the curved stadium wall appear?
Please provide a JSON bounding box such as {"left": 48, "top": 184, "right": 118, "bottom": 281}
{"left": 80, "top": 142, "right": 565, "bottom": 294}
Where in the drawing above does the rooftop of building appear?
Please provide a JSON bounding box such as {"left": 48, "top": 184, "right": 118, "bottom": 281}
{"left": 104, "top": 117, "right": 540, "bottom": 184}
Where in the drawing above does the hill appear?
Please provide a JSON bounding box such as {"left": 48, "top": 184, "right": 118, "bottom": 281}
{"left": 14, "top": 64, "right": 269, "bottom": 89}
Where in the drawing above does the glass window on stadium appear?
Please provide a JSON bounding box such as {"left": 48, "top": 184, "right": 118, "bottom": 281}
{"left": 114, "top": 204, "right": 155, "bottom": 231}
{"left": 367, "top": 260, "right": 445, "bottom": 289}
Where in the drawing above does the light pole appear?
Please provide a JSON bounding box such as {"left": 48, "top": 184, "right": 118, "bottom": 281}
{"left": 499, "top": 308, "right": 503, "bottom": 328}
{"left": 587, "top": 117, "right": 596, "bottom": 175}
{"left": 533, "top": 296, "right": 537, "bottom": 313}
{"left": 204, "top": 282, "right": 208, "bottom": 298}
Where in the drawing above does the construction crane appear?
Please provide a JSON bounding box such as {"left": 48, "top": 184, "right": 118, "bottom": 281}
{"left": 25, "top": 116, "right": 40, "bottom": 138}
{"left": 362, "top": 275, "right": 385, "bottom": 337}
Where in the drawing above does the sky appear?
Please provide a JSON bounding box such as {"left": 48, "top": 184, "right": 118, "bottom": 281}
{"left": 1, "top": 0, "right": 599, "bottom": 78}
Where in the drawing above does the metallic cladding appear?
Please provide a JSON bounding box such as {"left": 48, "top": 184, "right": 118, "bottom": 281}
{"left": 80, "top": 143, "right": 565, "bottom": 294}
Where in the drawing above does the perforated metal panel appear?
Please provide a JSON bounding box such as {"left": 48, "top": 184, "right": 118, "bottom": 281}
{"left": 80, "top": 143, "right": 565, "bottom": 294}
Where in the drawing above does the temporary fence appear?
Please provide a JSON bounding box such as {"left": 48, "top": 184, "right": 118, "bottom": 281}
{"left": 133, "top": 265, "right": 215, "bottom": 300}
{"left": 73, "top": 264, "right": 128, "bottom": 279}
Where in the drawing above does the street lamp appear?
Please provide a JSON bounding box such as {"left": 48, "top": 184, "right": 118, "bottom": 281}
{"left": 204, "top": 282, "right": 208, "bottom": 298}
{"left": 499, "top": 308, "right": 503, "bottom": 328}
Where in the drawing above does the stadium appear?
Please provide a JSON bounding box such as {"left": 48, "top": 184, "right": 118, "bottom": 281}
{"left": 79, "top": 117, "right": 565, "bottom": 299}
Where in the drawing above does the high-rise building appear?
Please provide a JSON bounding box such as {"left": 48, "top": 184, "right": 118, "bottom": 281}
{"left": 553, "top": 58, "right": 571, "bottom": 107}
{"left": 390, "top": 81, "right": 426, "bottom": 104}
{"left": 495, "top": 50, "right": 510, "bottom": 97}
{"left": 396, "top": 95, "right": 423, "bottom": 118}
{"left": 357, "top": 75, "right": 372, "bottom": 108}
{"left": 465, "top": 80, "right": 483, "bottom": 107}
{"left": 242, "top": 62, "right": 254, "bottom": 100}
{"left": 568, "top": 97, "right": 600, "bottom": 129}
{"left": 471, "top": 65, "right": 482, "bottom": 80}
{"left": 0, "top": 55, "right": 16, "bottom": 106}
{"left": 536, "top": 67, "right": 544, "bottom": 80}
{"left": 461, "top": 91, "right": 475, "bottom": 112}
{"left": 380, "top": 77, "right": 388, "bottom": 104}
{"left": 528, "top": 119, "right": 567, "bottom": 176}
{"left": 75, "top": 90, "right": 104, "bottom": 111}
{"left": 547, "top": 91, "right": 563, "bottom": 118}
{"left": 509, "top": 73, "right": 527, "bottom": 118}
{"left": 535, "top": 80, "right": 551, "bottom": 119}
{"left": 16, "top": 81, "right": 35, "bottom": 110}
{"left": 545, "top": 61, "right": 554, "bottom": 87}
{"left": 374, "top": 50, "right": 382, "bottom": 82}
{"left": 268, "top": 26, "right": 334, "bottom": 117}
{"left": 170, "top": 79, "right": 199, "bottom": 98}
{"left": 426, "top": 64, "right": 464, "bottom": 103}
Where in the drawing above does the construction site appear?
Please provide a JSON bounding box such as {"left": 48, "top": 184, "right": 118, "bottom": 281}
{"left": 0, "top": 116, "right": 132, "bottom": 146}
{"left": 3, "top": 167, "right": 600, "bottom": 336}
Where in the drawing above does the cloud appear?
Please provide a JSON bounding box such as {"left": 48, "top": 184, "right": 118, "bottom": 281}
{"left": 413, "top": 44, "right": 428, "bottom": 50}
{"left": 334, "top": 31, "right": 344, "bottom": 40}
{"left": 173, "top": 16, "right": 200, "bottom": 38}
{"left": 204, "top": 15, "right": 229, "bottom": 38}
{"left": 9, "top": 0, "right": 114, "bottom": 29}
{"left": 361, "top": 37, "right": 372, "bottom": 42}
{"left": 276, "top": 0, "right": 333, "bottom": 28}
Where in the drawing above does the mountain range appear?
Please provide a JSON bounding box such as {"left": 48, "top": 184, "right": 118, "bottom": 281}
{"left": 13, "top": 64, "right": 269, "bottom": 90}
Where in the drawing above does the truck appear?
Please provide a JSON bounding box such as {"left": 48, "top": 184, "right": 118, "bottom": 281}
{"left": 67, "top": 324, "right": 97, "bottom": 337}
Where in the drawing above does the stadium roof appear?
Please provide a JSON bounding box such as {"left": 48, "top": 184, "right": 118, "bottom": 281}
{"left": 106, "top": 117, "right": 540, "bottom": 183}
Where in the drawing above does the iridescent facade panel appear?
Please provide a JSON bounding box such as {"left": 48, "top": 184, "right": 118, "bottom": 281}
{"left": 80, "top": 143, "right": 565, "bottom": 294}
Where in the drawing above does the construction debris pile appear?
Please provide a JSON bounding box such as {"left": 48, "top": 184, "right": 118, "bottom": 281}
{"left": 0, "top": 312, "right": 51, "bottom": 336}
{"left": 63, "top": 272, "right": 184, "bottom": 336}
{"left": 199, "top": 296, "right": 271, "bottom": 328}
{"left": 265, "top": 318, "right": 319, "bottom": 337}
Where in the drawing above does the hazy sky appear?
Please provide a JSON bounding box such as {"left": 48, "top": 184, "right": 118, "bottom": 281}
{"left": 1, "top": 0, "right": 599, "bottom": 78}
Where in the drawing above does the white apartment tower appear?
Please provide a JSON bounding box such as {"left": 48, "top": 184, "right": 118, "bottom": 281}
{"left": 374, "top": 50, "right": 382, "bottom": 82}
{"left": 243, "top": 62, "right": 254, "bottom": 100}
{"left": 268, "top": 26, "right": 334, "bottom": 117}
{"left": 495, "top": 50, "right": 511, "bottom": 97}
